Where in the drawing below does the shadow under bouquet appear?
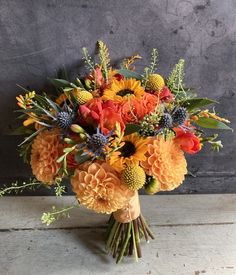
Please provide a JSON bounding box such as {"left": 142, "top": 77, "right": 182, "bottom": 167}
{"left": 1, "top": 41, "right": 232, "bottom": 263}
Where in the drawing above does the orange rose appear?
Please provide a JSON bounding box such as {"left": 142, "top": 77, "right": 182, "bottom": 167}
{"left": 120, "top": 99, "right": 145, "bottom": 124}
{"left": 142, "top": 93, "right": 159, "bottom": 113}
{"left": 174, "top": 128, "right": 201, "bottom": 154}
{"left": 120, "top": 93, "right": 159, "bottom": 124}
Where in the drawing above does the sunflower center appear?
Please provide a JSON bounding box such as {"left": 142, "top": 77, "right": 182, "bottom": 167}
{"left": 117, "top": 89, "right": 134, "bottom": 97}
{"left": 120, "top": 141, "right": 136, "bottom": 158}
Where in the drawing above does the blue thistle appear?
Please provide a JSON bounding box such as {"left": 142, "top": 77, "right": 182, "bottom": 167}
{"left": 79, "top": 128, "right": 112, "bottom": 159}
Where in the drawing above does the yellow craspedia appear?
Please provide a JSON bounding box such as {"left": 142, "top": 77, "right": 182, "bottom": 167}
{"left": 121, "top": 165, "right": 146, "bottom": 191}
{"left": 144, "top": 176, "right": 161, "bottom": 195}
{"left": 72, "top": 88, "right": 93, "bottom": 105}
{"left": 146, "top": 74, "right": 165, "bottom": 91}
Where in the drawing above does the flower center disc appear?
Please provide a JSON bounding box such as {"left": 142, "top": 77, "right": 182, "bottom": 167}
{"left": 117, "top": 89, "right": 134, "bottom": 97}
{"left": 120, "top": 141, "right": 136, "bottom": 157}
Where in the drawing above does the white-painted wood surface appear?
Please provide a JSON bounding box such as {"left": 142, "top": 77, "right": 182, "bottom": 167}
{"left": 0, "top": 195, "right": 236, "bottom": 275}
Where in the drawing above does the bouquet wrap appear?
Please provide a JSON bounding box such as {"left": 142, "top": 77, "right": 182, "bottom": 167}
{"left": 113, "top": 191, "right": 140, "bottom": 223}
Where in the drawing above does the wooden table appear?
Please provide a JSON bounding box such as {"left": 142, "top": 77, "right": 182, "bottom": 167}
{"left": 0, "top": 195, "right": 236, "bottom": 275}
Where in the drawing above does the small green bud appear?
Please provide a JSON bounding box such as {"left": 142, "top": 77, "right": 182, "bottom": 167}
{"left": 144, "top": 176, "right": 160, "bottom": 195}
{"left": 70, "top": 124, "right": 85, "bottom": 134}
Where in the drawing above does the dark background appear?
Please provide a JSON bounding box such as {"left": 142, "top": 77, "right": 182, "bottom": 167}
{"left": 0, "top": 0, "right": 235, "bottom": 194}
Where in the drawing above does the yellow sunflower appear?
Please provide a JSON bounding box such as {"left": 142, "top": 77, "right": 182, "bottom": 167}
{"left": 108, "top": 133, "right": 148, "bottom": 172}
{"left": 102, "top": 78, "right": 145, "bottom": 103}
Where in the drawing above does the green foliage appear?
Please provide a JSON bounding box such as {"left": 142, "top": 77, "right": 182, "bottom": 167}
{"left": 180, "top": 98, "right": 218, "bottom": 111}
{"left": 57, "top": 145, "right": 77, "bottom": 175}
{"left": 124, "top": 124, "right": 142, "bottom": 135}
{"left": 19, "top": 127, "right": 46, "bottom": 146}
{"left": 149, "top": 48, "right": 158, "bottom": 74}
{"left": 118, "top": 69, "right": 142, "bottom": 80}
{"left": 18, "top": 140, "right": 33, "bottom": 163}
{"left": 74, "top": 150, "right": 91, "bottom": 165}
{"left": 195, "top": 117, "right": 233, "bottom": 131}
{"left": 141, "top": 48, "right": 158, "bottom": 87}
{"left": 54, "top": 178, "right": 67, "bottom": 196}
{"left": 82, "top": 47, "right": 96, "bottom": 71}
{"left": 97, "top": 40, "right": 110, "bottom": 82}
{"left": 0, "top": 178, "right": 43, "bottom": 196}
{"left": 201, "top": 134, "right": 224, "bottom": 152}
{"left": 167, "top": 59, "right": 188, "bottom": 100}
{"left": 49, "top": 78, "right": 77, "bottom": 89}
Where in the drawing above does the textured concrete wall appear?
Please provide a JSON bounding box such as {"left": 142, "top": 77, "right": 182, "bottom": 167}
{"left": 0, "top": 0, "right": 235, "bottom": 193}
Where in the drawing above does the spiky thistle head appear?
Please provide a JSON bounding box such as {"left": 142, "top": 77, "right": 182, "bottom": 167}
{"left": 172, "top": 107, "right": 187, "bottom": 126}
{"left": 57, "top": 111, "right": 75, "bottom": 129}
{"left": 159, "top": 113, "right": 173, "bottom": 129}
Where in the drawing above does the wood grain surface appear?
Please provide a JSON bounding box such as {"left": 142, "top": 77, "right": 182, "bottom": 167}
{"left": 0, "top": 195, "right": 236, "bottom": 274}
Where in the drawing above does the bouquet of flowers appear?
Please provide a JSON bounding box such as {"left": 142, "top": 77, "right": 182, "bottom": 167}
{"left": 1, "top": 41, "right": 231, "bottom": 263}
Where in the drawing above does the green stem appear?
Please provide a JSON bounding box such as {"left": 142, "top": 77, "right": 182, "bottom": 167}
{"left": 0, "top": 182, "right": 42, "bottom": 196}
{"left": 106, "top": 221, "right": 119, "bottom": 250}
{"left": 116, "top": 222, "right": 132, "bottom": 264}
{"left": 140, "top": 214, "right": 155, "bottom": 239}
{"left": 134, "top": 219, "right": 142, "bottom": 258}
{"left": 131, "top": 222, "right": 138, "bottom": 262}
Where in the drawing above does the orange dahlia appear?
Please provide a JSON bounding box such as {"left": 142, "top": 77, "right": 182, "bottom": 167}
{"left": 141, "top": 136, "right": 187, "bottom": 191}
{"left": 71, "top": 161, "right": 134, "bottom": 214}
{"left": 30, "top": 129, "right": 63, "bottom": 184}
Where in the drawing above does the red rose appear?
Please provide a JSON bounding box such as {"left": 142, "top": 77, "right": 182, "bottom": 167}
{"left": 79, "top": 99, "right": 124, "bottom": 135}
{"left": 159, "top": 86, "right": 174, "bottom": 102}
{"left": 174, "top": 128, "right": 201, "bottom": 154}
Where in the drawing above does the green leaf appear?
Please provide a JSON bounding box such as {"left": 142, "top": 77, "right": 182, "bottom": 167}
{"left": 75, "top": 151, "right": 91, "bottom": 165}
{"left": 49, "top": 78, "right": 76, "bottom": 89}
{"left": 57, "top": 155, "right": 65, "bottom": 163}
{"left": 195, "top": 117, "right": 233, "bottom": 131}
{"left": 118, "top": 69, "right": 142, "bottom": 80}
{"left": 180, "top": 98, "right": 218, "bottom": 111}
{"left": 63, "top": 147, "right": 74, "bottom": 153}
{"left": 19, "top": 127, "right": 46, "bottom": 146}
{"left": 10, "top": 126, "right": 34, "bottom": 136}
{"left": 124, "top": 124, "right": 141, "bottom": 135}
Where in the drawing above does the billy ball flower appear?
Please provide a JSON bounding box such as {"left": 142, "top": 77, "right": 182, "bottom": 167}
{"left": 72, "top": 88, "right": 93, "bottom": 105}
{"left": 71, "top": 161, "right": 134, "bottom": 214}
{"left": 121, "top": 165, "right": 146, "bottom": 191}
{"left": 146, "top": 74, "right": 165, "bottom": 91}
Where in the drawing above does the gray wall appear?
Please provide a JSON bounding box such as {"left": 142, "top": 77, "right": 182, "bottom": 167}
{"left": 0, "top": 0, "right": 235, "bottom": 194}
